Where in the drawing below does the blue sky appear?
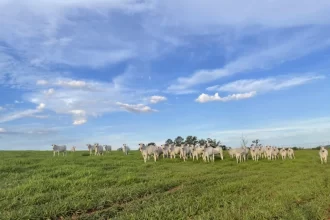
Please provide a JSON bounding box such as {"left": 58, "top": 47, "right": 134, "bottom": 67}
{"left": 1, "top": 0, "right": 330, "bottom": 150}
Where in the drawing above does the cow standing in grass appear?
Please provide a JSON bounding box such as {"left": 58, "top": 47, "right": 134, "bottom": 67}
{"left": 52, "top": 144, "right": 67, "bottom": 156}
{"left": 319, "top": 146, "right": 328, "bottom": 164}
{"left": 280, "top": 148, "right": 287, "bottom": 160}
{"left": 71, "top": 146, "right": 76, "bottom": 152}
{"left": 250, "top": 145, "right": 258, "bottom": 161}
{"left": 94, "top": 143, "right": 104, "bottom": 156}
{"left": 287, "top": 148, "right": 295, "bottom": 159}
{"left": 139, "top": 143, "right": 159, "bottom": 162}
{"left": 104, "top": 145, "right": 112, "bottom": 153}
{"left": 122, "top": 144, "right": 129, "bottom": 155}
{"left": 161, "top": 144, "right": 170, "bottom": 158}
{"left": 87, "top": 144, "right": 94, "bottom": 156}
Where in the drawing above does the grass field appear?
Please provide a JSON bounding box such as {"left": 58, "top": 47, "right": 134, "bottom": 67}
{"left": 1, "top": 150, "right": 330, "bottom": 220}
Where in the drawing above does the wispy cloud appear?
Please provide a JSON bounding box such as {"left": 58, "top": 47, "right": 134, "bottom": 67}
{"left": 195, "top": 91, "right": 256, "bottom": 103}
{"left": 208, "top": 117, "right": 330, "bottom": 147}
{"left": 116, "top": 102, "right": 157, "bottom": 113}
{"left": 0, "top": 103, "right": 46, "bottom": 123}
{"left": 167, "top": 29, "right": 330, "bottom": 93}
{"left": 150, "top": 95, "right": 167, "bottom": 104}
{"left": 207, "top": 74, "right": 325, "bottom": 93}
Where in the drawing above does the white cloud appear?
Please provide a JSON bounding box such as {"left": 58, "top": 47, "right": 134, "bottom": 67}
{"left": 150, "top": 95, "right": 167, "bottom": 104}
{"left": 167, "top": 29, "right": 330, "bottom": 93}
{"left": 37, "top": 103, "right": 46, "bottom": 110}
{"left": 116, "top": 102, "right": 157, "bottom": 113}
{"left": 207, "top": 74, "right": 325, "bottom": 93}
{"left": 14, "top": 100, "right": 24, "bottom": 104}
{"left": 0, "top": 128, "right": 6, "bottom": 133}
{"left": 0, "top": 103, "right": 46, "bottom": 123}
{"left": 195, "top": 91, "right": 256, "bottom": 103}
{"left": 73, "top": 119, "right": 87, "bottom": 125}
{"left": 44, "top": 88, "right": 55, "bottom": 95}
{"left": 155, "top": 0, "right": 330, "bottom": 28}
{"left": 0, "top": 106, "right": 4, "bottom": 111}
{"left": 36, "top": 80, "right": 48, "bottom": 85}
{"left": 55, "top": 80, "right": 88, "bottom": 89}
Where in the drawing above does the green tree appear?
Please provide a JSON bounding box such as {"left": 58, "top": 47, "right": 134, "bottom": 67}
{"left": 252, "top": 139, "right": 260, "bottom": 147}
{"left": 174, "top": 136, "right": 184, "bottom": 146}
{"left": 165, "top": 139, "right": 173, "bottom": 145}
{"left": 198, "top": 139, "right": 206, "bottom": 145}
{"left": 185, "top": 136, "right": 196, "bottom": 145}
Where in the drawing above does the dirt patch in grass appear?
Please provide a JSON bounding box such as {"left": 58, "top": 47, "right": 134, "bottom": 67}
{"left": 166, "top": 185, "right": 182, "bottom": 193}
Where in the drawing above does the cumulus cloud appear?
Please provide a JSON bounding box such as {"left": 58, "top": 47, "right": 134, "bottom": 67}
{"left": 195, "top": 91, "right": 256, "bottom": 103}
{"left": 207, "top": 74, "right": 325, "bottom": 93}
{"left": 116, "top": 102, "right": 157, "bottom": 113}
{"left": 150, "top": 95, "right": 167, "bottom": 104}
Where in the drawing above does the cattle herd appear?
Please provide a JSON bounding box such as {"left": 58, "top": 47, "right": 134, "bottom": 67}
{"left": 51, "top": 142, "right": 329, "bottom": 164}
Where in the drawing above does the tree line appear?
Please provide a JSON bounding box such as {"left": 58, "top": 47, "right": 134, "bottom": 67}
{"left": 147, "top": 136, "right": 227, "bottom": 150}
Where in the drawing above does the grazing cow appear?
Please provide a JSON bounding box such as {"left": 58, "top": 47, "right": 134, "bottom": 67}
{"left": 71, "top": 146, "right": 76, "bottom": 152}
{"left": 122, "top": 144, "right": 129, "bottom": 155}
{"left": 287, "top": 148, "right": 295, "bottom": 159}
{"left": 319, "top": 146, "right": 328, "bottom": 164}
{"left": 94, "top": 143, "right": 104, "bottom": 156}
{"left": 52, "top": 144, "right": 67, "bottom": 156}
{"left": 87, "top": 144, "right": 95, "bottom": 156}
{"left": 117, "top": 147, "right": 123, "bottom": 151}
{"left": 104, "top": 145, "right": 112, "bottom": 153}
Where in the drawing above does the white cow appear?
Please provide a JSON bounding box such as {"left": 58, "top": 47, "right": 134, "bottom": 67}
{"left": 266, "top": 146, "right": 272, "bottom": 160}
{"left": 122, "top": 144, "right": 130, "bottom": 155}
{"left": 71, "top": 146, "right": 76, "bottom": 152}
{"left": 250, "top": 146, "right": 258, "bottom": 161}
{"left": 87, "top": 144, "right": 95, "bottom": 156}
{"left": 280, "top": 148, "right": 287, "bottom": 160}
{"left": 161, "top": 144, "right": 170, "bottom": 158}
{"left": 94, "top": 143, "right": 104, "bottom": 156}
{"left": 287, "top": 148, "right": 295, "bottom": 159}
{"left": 52, "top": 144, "right": 67, "bottom": 156}
{"left": 271, "top": 147, "right": 279, "bottom": 160}
{"left": 319, "top": 146, "right": 328, "bottom": 164}
{"left": 192, "top": 144, "right": 204, "bottom": 161}
{"left": 139, "top": 143, "right": 159, "bottom": 162}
